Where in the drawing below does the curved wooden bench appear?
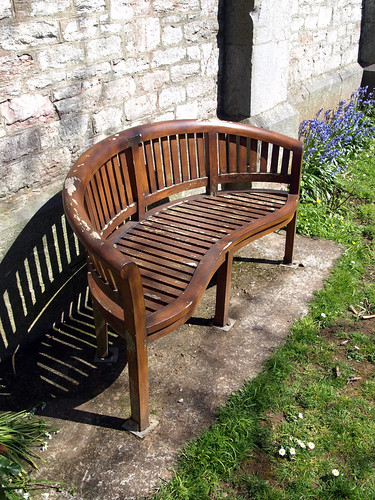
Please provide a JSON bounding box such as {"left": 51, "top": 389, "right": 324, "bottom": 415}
{"left": 63, "top": 119, "right": 303, "bottom": 432}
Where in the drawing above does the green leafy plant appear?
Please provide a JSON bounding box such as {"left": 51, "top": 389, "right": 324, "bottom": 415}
{"left": 0, "top": 409, "right": 73, "bottom": 499}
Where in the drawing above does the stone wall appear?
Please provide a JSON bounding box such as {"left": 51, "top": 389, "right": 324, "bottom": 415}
{"left": 0, "top": 0, "right": 219, "bottom": 204}
{"left": 222, "top": 0, "right": 363, "bottom": 135}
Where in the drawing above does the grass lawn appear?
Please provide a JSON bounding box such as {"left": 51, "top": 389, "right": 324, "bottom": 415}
{"left": 152, "top": 141, "right": 375, "bottom": 499}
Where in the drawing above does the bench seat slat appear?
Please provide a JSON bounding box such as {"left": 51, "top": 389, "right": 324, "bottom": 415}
{"left": 118, "top": 247, "right": 194, "bottom": 279}
{"left": 185, "top": 200, "right": 254, "bottom": 224}
{"left": 128, "top": 228, "right": 208, "bottom": 255}
{"left": 140, "top": 219, "right": 219, "bottom": 245}
{"left": 151, "top": 212, "right": 230, "bottom": 236}
{"left": 130, "top": 224, "right": 213, "bottom": 250}
{"left": 169, "top": 205, "right": 241, "bottom": 230}
{"left": 191, "top": 198, "right": 257, "bottom": 220}
{"left": 122, "top": 234, "right": 204, "bottom": 261}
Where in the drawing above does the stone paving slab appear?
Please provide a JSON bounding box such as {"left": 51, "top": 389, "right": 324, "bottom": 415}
{"left": 3, "top": 232, "right": 342, "bottom": 499}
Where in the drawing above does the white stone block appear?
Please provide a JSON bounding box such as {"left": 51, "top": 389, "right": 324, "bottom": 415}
{"left": 171, "top": 62, "right": 200, "bottom": 82}
{"left": 187, "top": 46, "right": 201, "bottom": 61}
{"left": 0, "top": 21, "right": 59, "bottom": 51}
{"left": 102, "top": 77, "right": 137, "bottom": 100}
{"left": 38, "top": 44, "right": 85, "bottom": 70}
{"left": 318, "top": 7, "right": 332, "bottom": 28}
{"left": 251, "top": 40, "right": 289, "bottom": 115}
{"left": 138, "top": 70, "right": 170, "bottom": 93}
{"left": 1, "top": 94, "right": 56, "bottom": 127}
{"left": 153, "top": 0, "right": 199, "bottom": 12}
{"left": 184, "top": 18, "right": 218, "bottom": 43}
{"left": 159, "top": 87, "right": 186, "bottom": 109}
{"left": 110, "top": 0, "right": 134, "bottom": 21}
{"left": 187, "top": 78, "right": 215, "bottom": 98}
{"left": 305, "top": 16, "right": 318, "bottom": 30}
{"left": 112, "top": 57, "right": 149, "bottom": 75}
{"left": 124, "top": 94, "right": 158, "bottom": 121}
{"left": 93, "top": 107, "right": 123, "bottom": 133}
{"left": 86, "top": 36, "right": 123, "bottom": 63}
{"left": 76, "top": 0, "right": 106, "bottom": 14}
{"left": 200, "top": 43, "right": 218, "bottom": 77}
{"left": 151, "top": 47, "right": 186, "bottom": 68}
{"left": 61, "top": 17, "right": 99, "bottom": 42}
{"left": 162, "top": 26, "right": 183, "bottom": 46}
{"left": 124, "top": 18, "right": 160, "bottom": 54}
{"left": 28, "top": 0, "right": 71, "bottom": 16}
{"left": 0, "top": 0, "right": 12, "bottom": 19}
{"left": 176, "top": 101, "right": 199, "bottom": 119}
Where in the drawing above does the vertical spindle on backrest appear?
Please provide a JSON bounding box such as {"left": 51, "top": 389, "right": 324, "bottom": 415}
{"left": 101, "top": 162, "right": 116, "bottom": 221}
{"left": 228, "top": 135, "right": 237, "bottom": 173}
{"left": 270, "top": 145, "right": 280, "bottom": 174}
{"left": 238, "top": 136, "right": 248, "bottom": 173}
{"left": 170, "top": 135, "right": 181, "bottom": 185}
{"left": 196, "top": 133, "right": 207, "bottom": 178}
{"left": 281, "top": 148, "right": 291, "bottom": 175}
{"left": 208, "top": 131, "right": 219, "bottom": 196}
{"left": 187, "top": 133, "right": 198, "bottom": 179}
{"left": 218, "top": 133, "right": 227, "bottom": 175}
{"left": 84, "top": 183, "right": 99, "bottom": 230}
{"left": 260, "top": 141, "right": 269, "bottom": 172}
{"left": 152, "top": 139, "right": 164, "bottom": 191}
{"left": 131, "top": 143, "right": 148, "bottom": 220}
{"left": 161, "top": 137, "right": 173, "bottom": 187}
{"left": 105, "top": 158, "right": 122, "bottom": 216}
{"left": 143, "top": 141, "right": 157, "bottom": 193}
{"left": 249, "top": 138, "right": 258, "bottom": 172}
{"left": 179, "top": 135, "right": 189, "bottom": 182}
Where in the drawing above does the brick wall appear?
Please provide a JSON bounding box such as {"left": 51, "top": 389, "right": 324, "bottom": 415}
{"left": 0, "top": 0, "right": 219, "bottom": 200}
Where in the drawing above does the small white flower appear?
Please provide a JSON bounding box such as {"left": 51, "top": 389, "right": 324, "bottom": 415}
{"left": 289, "top": 447, "right": 296, "bottom": 456}
{"left": 23, "top": 493, "right": 30, "bottom": 500}
{"left": 298, "top": 440, "right": 306, "bottom": 448}
{"left": 298, "top": 412, "right": 303, "bottom": 419}
{"left": 321, "top": 313, "right": 326, "bottom": 318}
{"left": 41, "top": 442, "right": 48, "bottom": 451}
{"left": 279, "top": 448, "right": 286, "bottom": 457}
{"left": 307, "top": 442, "right": 315, "bottom": 450}
{"left": 45, "top": 432, "right": 52, "bottom": 440}
{"left": 351, "top": 261, "right": 355, "bottom": 264}
{"left": 332, "top": 469, "right": 340, "bottom": 477}
{"left": 41, "top": 494, "right": 50, "bottom": 499}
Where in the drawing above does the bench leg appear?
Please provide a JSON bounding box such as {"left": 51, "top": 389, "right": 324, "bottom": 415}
{"left": 125, "top": 330, "right": 150, "bottom": 432}
{"left": 214, "top": 251, "right": 233, "bottom": 327}
{"left": 93, "top": 302, "right": 109, "bottom": 358}
{"left": 284, "top": 212, "right": 298, "bottom": 264}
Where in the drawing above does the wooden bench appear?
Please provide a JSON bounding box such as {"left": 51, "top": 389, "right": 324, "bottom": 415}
{"left": 63, "top": 119, "right": 303, "bottom": 433}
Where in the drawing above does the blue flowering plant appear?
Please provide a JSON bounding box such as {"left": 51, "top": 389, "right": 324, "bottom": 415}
{"left": 298, "top": 87, "right": 375, "bottom": 203}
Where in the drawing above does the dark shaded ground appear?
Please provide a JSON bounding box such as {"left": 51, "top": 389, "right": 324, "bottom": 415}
{"left": 0, "top": 231, "right": 342, "bottom": 499}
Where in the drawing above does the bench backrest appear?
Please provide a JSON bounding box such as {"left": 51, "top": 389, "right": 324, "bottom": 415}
{"left": 65, "top": 119, "right": 302, "bottom": 242}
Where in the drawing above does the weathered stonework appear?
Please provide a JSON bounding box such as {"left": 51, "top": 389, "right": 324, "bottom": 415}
{"left": 0, "top": 1, "right": 219, "bottom": 204}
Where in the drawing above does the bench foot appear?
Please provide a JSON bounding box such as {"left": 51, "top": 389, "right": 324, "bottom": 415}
{"left": 211, "top": 317, "right": 236, "bottom": 331}
{"left": 94, "top": 347, "right": 119, "bottom": 364}
{"left": 122, "top": 417, "right": 159, "bottom": 439}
